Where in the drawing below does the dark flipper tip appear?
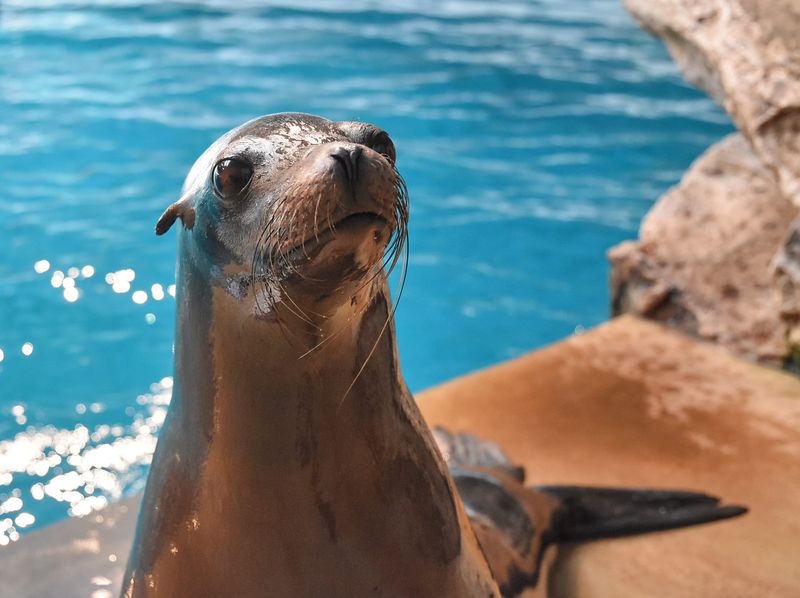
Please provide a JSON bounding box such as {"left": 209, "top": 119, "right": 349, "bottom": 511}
{"left": 537, "top": 485, "right": 748, "bottom": 543}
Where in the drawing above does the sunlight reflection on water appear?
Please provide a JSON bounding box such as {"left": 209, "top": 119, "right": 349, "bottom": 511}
{"left": 0, "top": 373, "right": 171, "bottom": 546}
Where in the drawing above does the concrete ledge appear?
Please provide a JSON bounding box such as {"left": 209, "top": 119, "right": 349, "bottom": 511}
{"left": 0, "top": 496, "right": 139, "bottom": 598}
{"left": 3, "top": 315, "right": 799, "bottom": 596}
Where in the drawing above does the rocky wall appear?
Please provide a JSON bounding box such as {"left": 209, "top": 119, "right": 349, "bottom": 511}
{"left": 612, "top": 0, "right": 800, "bottom": 365}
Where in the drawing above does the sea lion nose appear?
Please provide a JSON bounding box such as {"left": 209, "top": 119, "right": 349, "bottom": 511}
{"left": 330, "top": 145, "right": 363, "bottom": 184}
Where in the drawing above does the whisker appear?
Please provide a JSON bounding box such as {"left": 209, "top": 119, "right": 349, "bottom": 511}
{"left": 254, "top": 195, "right": 321, "bottom": 330}
{"left": 336, "top": 168, "right": 410, "bottom": 411}
{"left": 313, "top": 190, "right": 323, "bottom": 244}
{"left": 248, "top": 161, "right": 411, "bottom": 364}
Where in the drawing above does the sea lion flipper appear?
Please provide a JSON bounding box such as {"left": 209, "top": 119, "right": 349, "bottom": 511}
{"left": 537, "top": 485, "right": 748, "bottom": 542}
{"left": 450, "top": 467, "right": 552, "bottom": 595}
{"left": 155, "top": 195, "right": 195, "bottom": 235}
{"left": 432, "top": 426, "right": 525, "bottom": 482}
{"left": 444, "top": 431, "right": 748, "bottom": 596}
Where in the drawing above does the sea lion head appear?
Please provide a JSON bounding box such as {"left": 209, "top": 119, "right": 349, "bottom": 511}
{"left": 156, "top": 113, "right": 408, "bottom": 326}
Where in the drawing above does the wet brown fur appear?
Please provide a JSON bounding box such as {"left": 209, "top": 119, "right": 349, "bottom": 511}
{"left": 122, "top": 114, "right": 498, "bottom": 598}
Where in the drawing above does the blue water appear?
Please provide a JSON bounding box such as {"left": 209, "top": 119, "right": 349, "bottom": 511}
{"left": 0, "top": 0, "right": 732, "bottom": 542}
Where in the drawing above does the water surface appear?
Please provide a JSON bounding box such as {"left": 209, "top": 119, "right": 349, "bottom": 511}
{"left": 0, "top": 0, "right": 732, "bottom": 540}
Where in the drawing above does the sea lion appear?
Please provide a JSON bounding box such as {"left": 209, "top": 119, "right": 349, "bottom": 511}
{"left": 121, "top": 113, "right": 745, "bottom": 597}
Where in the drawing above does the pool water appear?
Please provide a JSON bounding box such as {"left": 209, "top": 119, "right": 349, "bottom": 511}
{"left": 0, "top": 0, "right": 732, "bottom": 541}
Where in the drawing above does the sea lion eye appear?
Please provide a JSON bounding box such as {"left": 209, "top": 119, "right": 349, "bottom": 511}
{"left": 212, "top": 158, "right": 253, "bottom": 200}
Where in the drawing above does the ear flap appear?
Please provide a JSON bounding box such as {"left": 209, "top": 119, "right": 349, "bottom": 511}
{"left": 155, "top": 195, "right": 196, "bottom": 236}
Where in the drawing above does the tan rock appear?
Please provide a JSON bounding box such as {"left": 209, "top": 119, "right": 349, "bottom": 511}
{"left": 772, "top": 220, "right": 800, "bottom": 359}
{"left": 609, "top": 133, "right": 797, "bottom": 363}
{"left": 624, "top": 0, "right": 800, "bottom": 205}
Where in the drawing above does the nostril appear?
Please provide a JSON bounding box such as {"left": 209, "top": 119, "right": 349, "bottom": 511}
{"left": 330, "top": 146, "right": 362, "bottom": 183}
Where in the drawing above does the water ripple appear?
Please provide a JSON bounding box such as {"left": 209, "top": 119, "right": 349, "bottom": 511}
{"left": 0, "top": 0, "right": 732, "bottom": 539}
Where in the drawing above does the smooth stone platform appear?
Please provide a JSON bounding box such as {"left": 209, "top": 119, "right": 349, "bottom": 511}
{"left": 2, "top": 315, "right": 799, "bottom": 597}
{"left": 0, "top": 496, "right": 139, "bottom": 597}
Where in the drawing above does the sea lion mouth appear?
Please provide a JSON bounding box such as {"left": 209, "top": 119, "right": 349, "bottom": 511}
{"left": 247, "top": 167, "right": 409, "bottom": 319}
{"left": 284, "top": 211, "right": 392, "bottom": 262}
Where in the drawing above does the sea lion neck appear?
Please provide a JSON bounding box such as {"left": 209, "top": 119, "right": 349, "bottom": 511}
{"left": 147, "top": 257, "right": 483, "bottom": 596}
{"left": 203, "top": 274, "right": 406, "bottom": 464}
